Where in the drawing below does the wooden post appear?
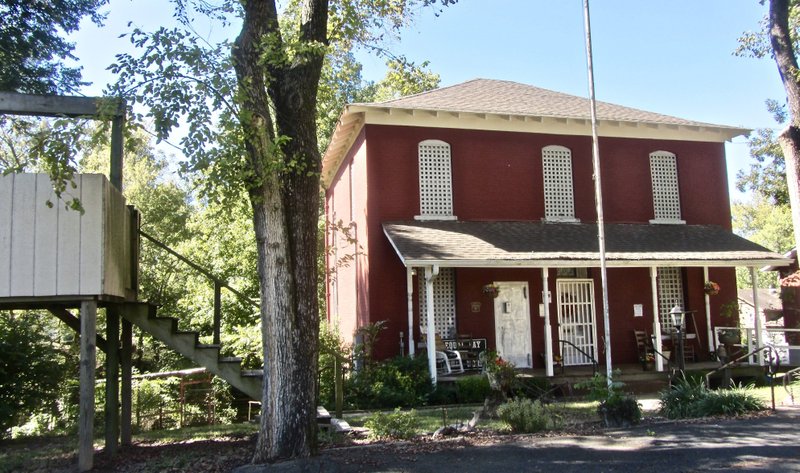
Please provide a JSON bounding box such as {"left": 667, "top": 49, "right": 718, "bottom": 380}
{"left": 213, "top": 281, "right": 222, "bottom": 345}
{"left": 79, "top": 300, "right": 97, "bottom": 472}
{"left": 121, "top": 318, "right": 133, "bottom": 445}
{"left": 334, "top": 356, "right": 343, "bottom": 418}
{"left": 105, "top": 307, "right": 120, "bottom": 455}
{"left": 110, "top": 115, "right": 124, "bottom": 191}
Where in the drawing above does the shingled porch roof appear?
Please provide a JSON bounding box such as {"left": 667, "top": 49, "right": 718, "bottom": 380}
{"left": 382, "top": 220, "right": 790, "bottom": 268}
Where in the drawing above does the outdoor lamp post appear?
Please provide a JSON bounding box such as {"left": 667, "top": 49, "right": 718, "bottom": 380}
{"left": 670, "top": 306, "right": 686, "bottom": 371}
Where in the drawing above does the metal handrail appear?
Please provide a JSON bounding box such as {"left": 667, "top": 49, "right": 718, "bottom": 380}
{"left": 559, "top": 339, "right": 598, "bottom": 375}
{"left": 782, "top": 366, "right": 800, "bottom": 405}
{"left": 704, "top": 344, "right": 779, "bottom": 410}
{"left": 139, "top": 229, "right": 259, "bottom": 344}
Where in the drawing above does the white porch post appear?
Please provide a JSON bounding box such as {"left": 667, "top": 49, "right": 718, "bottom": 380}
{"left": 542, "top": 267, "right": 554, "bottom": 377}
{"left": 750, "top": 267, "right": 764, "bottom": 365}
{"left": 407, "top": 267, "right": 415, "bottom": 357}
{"left": 425, "top": 266, "right": 439, "bottom": 384}
{"left": 650, "top": 267, "right": 664, "bottom": 371}
{"left": 703, "top": 266, "right": 714, "bottom": 353}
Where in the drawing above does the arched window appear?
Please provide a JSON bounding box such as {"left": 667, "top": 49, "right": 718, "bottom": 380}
{"left": 542, "top": 145, "right": 577, "bottom": 221}
{"left": 417, "top": 140, "right": 455, "bottom": 219}
{"left": 649, "top": 151, "right": 684, "bottom": 223}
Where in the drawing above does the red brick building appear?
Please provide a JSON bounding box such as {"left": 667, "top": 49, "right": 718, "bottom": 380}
{"left": 322, "top": 79, "right": 788, "bottom": 380}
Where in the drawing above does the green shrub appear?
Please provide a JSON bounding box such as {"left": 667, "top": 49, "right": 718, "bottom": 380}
{"left": 345, "top": 355, "right": 433, "bottom": 409}
{"left": 599, "top": 395, "right": 642, "bottom": 427}
{"left": 456, "top": 375, "right": 492, "bottom": 403}
{"left": 659, "top": 376, "right": 707, "bottom": 419}
{"left": 364, "top": 408, "right": 420, "bottom": 440}
{"left": 497, "top": 398, "right": 551, "bottom": 433}
{"left": 575, "top": 371, "right": 641, "bottom": 427}
{"left": 697, "top": 387, "right": 766, "bottom": 416}
{"left": 659, "top": 377, "right": 766, "bottom": 419}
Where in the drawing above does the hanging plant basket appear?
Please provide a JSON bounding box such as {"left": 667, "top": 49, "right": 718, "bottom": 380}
{"left": 482, "top": 283, "right": 500, "bottom": 298}
{"left": 704, "top": 280, "right": 720, "bottom": 296}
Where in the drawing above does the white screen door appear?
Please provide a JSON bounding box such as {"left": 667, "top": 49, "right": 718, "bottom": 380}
{"left": 557, "top": 279, "right": 597, "bottom": 366}
{"left": 493, "top": 282, "right": 532, "bottom": 368}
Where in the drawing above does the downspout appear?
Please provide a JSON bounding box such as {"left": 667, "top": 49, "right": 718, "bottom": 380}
{"left": 425, "top": 265, "right": 440, "bottom": 384}
{"left": 407, "top": 267, "right": 415, "bottom": 356}
{"left": 704, "top": 266, "right": 714, "bottom": 353}
{"left": 651, "top": 267, "right": 664, "bottom": 371}
{"left": 542, "top": 267, "right": 554, "bottom": 377}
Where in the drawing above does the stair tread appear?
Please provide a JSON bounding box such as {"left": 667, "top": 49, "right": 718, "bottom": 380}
{"left": 196, "top": 344, "right": 221, "bottom": 350}
{"left": 241, "top": 369, "right": 263, "bottom": 377}
{"left": 219, "top": 357, "right": 243, "bottom": 363}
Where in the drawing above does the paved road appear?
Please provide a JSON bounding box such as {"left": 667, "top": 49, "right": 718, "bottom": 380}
{"left": 240, "top": 406, "right": 800, "bottom": 473}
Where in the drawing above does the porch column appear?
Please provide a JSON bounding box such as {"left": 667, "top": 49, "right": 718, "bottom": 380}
{"left": 750, "top": 267, "right": 765, "bottom": 365}
{"left": 650, "top": 267, "right": 664, "bottom": 371}
{"left": 79, "top": 300, "right": 97, "bottom": 471}
{"left": 542, "top": 267, "right": 554, "bottom": 377}
{"left": 407, "top": 267, "right": 415, "bottom": 357}
{"left": 424, "top": 266, "right": 439, "bottom": 384}
{"left": 703, "top": 267, "right": 714, "bottom": 353}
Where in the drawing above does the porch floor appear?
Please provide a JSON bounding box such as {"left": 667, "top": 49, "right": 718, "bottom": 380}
{"left": 439, "top": 361, "right": 779, "bottom": 394}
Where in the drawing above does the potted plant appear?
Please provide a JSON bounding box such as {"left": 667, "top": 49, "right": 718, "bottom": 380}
{"left": 482, "top": 283, "right": 500, "bottom": 298}
{"left": 575, "top": 372, "right": 642, "bottom": 428}
{"left": 481, "top": 350, "right": 516, "bottom": 395}
{"left": 704, "top": 280, "right": 720, "bottom": 296}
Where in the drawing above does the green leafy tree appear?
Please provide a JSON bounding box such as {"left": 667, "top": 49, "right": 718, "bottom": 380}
{"left": 0, "top": 0, "right": 108, "bottom": 94}
{"left": 110, "top": 0, "right": 456, "bottom": 462}
{"left": 733, "top": 195, "right": 792, "bottom": 287}
{"left": 0, "top": 312, "right": 66, "bottom": 437}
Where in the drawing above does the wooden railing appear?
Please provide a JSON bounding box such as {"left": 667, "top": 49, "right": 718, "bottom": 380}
{"left": 138, "top": 230, "right": 258, "bottom": 345}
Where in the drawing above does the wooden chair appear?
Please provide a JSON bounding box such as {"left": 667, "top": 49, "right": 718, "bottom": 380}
{"left": 634, "top": 330, "right": 653, "bottom": 370}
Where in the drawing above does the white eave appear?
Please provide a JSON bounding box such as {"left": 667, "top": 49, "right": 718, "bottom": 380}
{"left": 321, "top": 104, "right": 749, "bottom": 190}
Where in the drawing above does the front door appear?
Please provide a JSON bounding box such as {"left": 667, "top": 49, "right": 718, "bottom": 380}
{"left": 557, "top": 279, "right": 598, "bottom": 366}
{"left": 493, "top": 282, "right": 532, "bottom": 368}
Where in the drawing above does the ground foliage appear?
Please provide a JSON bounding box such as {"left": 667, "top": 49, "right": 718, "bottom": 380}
{"left": 658, "top": 376, "right": 767, "bottom": 419}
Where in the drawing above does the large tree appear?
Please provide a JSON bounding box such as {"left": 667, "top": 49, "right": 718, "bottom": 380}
{"left": 0, "top": 0, "right": 108, "bottom": 94}
{"left": 765, "top": 0, "right": 800, "bottom": 253}
{"left": 112, "top": 0, "right": 454, "bottom": 463}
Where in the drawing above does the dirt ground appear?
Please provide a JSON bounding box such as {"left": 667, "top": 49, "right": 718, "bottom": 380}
{"left": 2, "top": 405, "right": 799, "bottom": 472}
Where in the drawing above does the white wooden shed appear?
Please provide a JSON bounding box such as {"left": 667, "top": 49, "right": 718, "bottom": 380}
{"left": 0, "top": 173, "right": 136, "bottom": 302}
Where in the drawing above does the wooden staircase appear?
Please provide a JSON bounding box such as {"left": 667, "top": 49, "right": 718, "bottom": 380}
{"left": 121, "top": 302, "right": 263, "bottom": 400}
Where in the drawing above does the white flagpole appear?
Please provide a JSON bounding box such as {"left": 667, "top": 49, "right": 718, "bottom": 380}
{"left": 582, "top": 0, "right": 613, "bottom": 387}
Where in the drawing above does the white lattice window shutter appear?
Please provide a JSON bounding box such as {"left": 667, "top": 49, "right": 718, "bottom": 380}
{"left": 650, "top": 151, "right": 682, "bottom": 222}
{"left": 542, "top": 145, "right": 576, "bottom": 221}
{"left": 419, "top": 268, "right": 457, "bottom": 338}
{"left": 418, "top": 140, "right": 454, "bottom": 218}
{"left": 657, "top": 267, "right": 684, "bottom": 333}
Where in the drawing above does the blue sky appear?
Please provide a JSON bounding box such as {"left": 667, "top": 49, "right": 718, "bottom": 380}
{"left": 71, "top": 0, "right": 783, "bottom": 201}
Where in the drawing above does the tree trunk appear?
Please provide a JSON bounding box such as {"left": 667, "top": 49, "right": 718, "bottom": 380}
{"left": 778, "top": 127, "right": 800, "bottom": 252}
{"left": 770, "top": 0, "right": 800, "bottom": 252}
{"left": 232, "top": 0, "right": 327, "bottom": 464}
